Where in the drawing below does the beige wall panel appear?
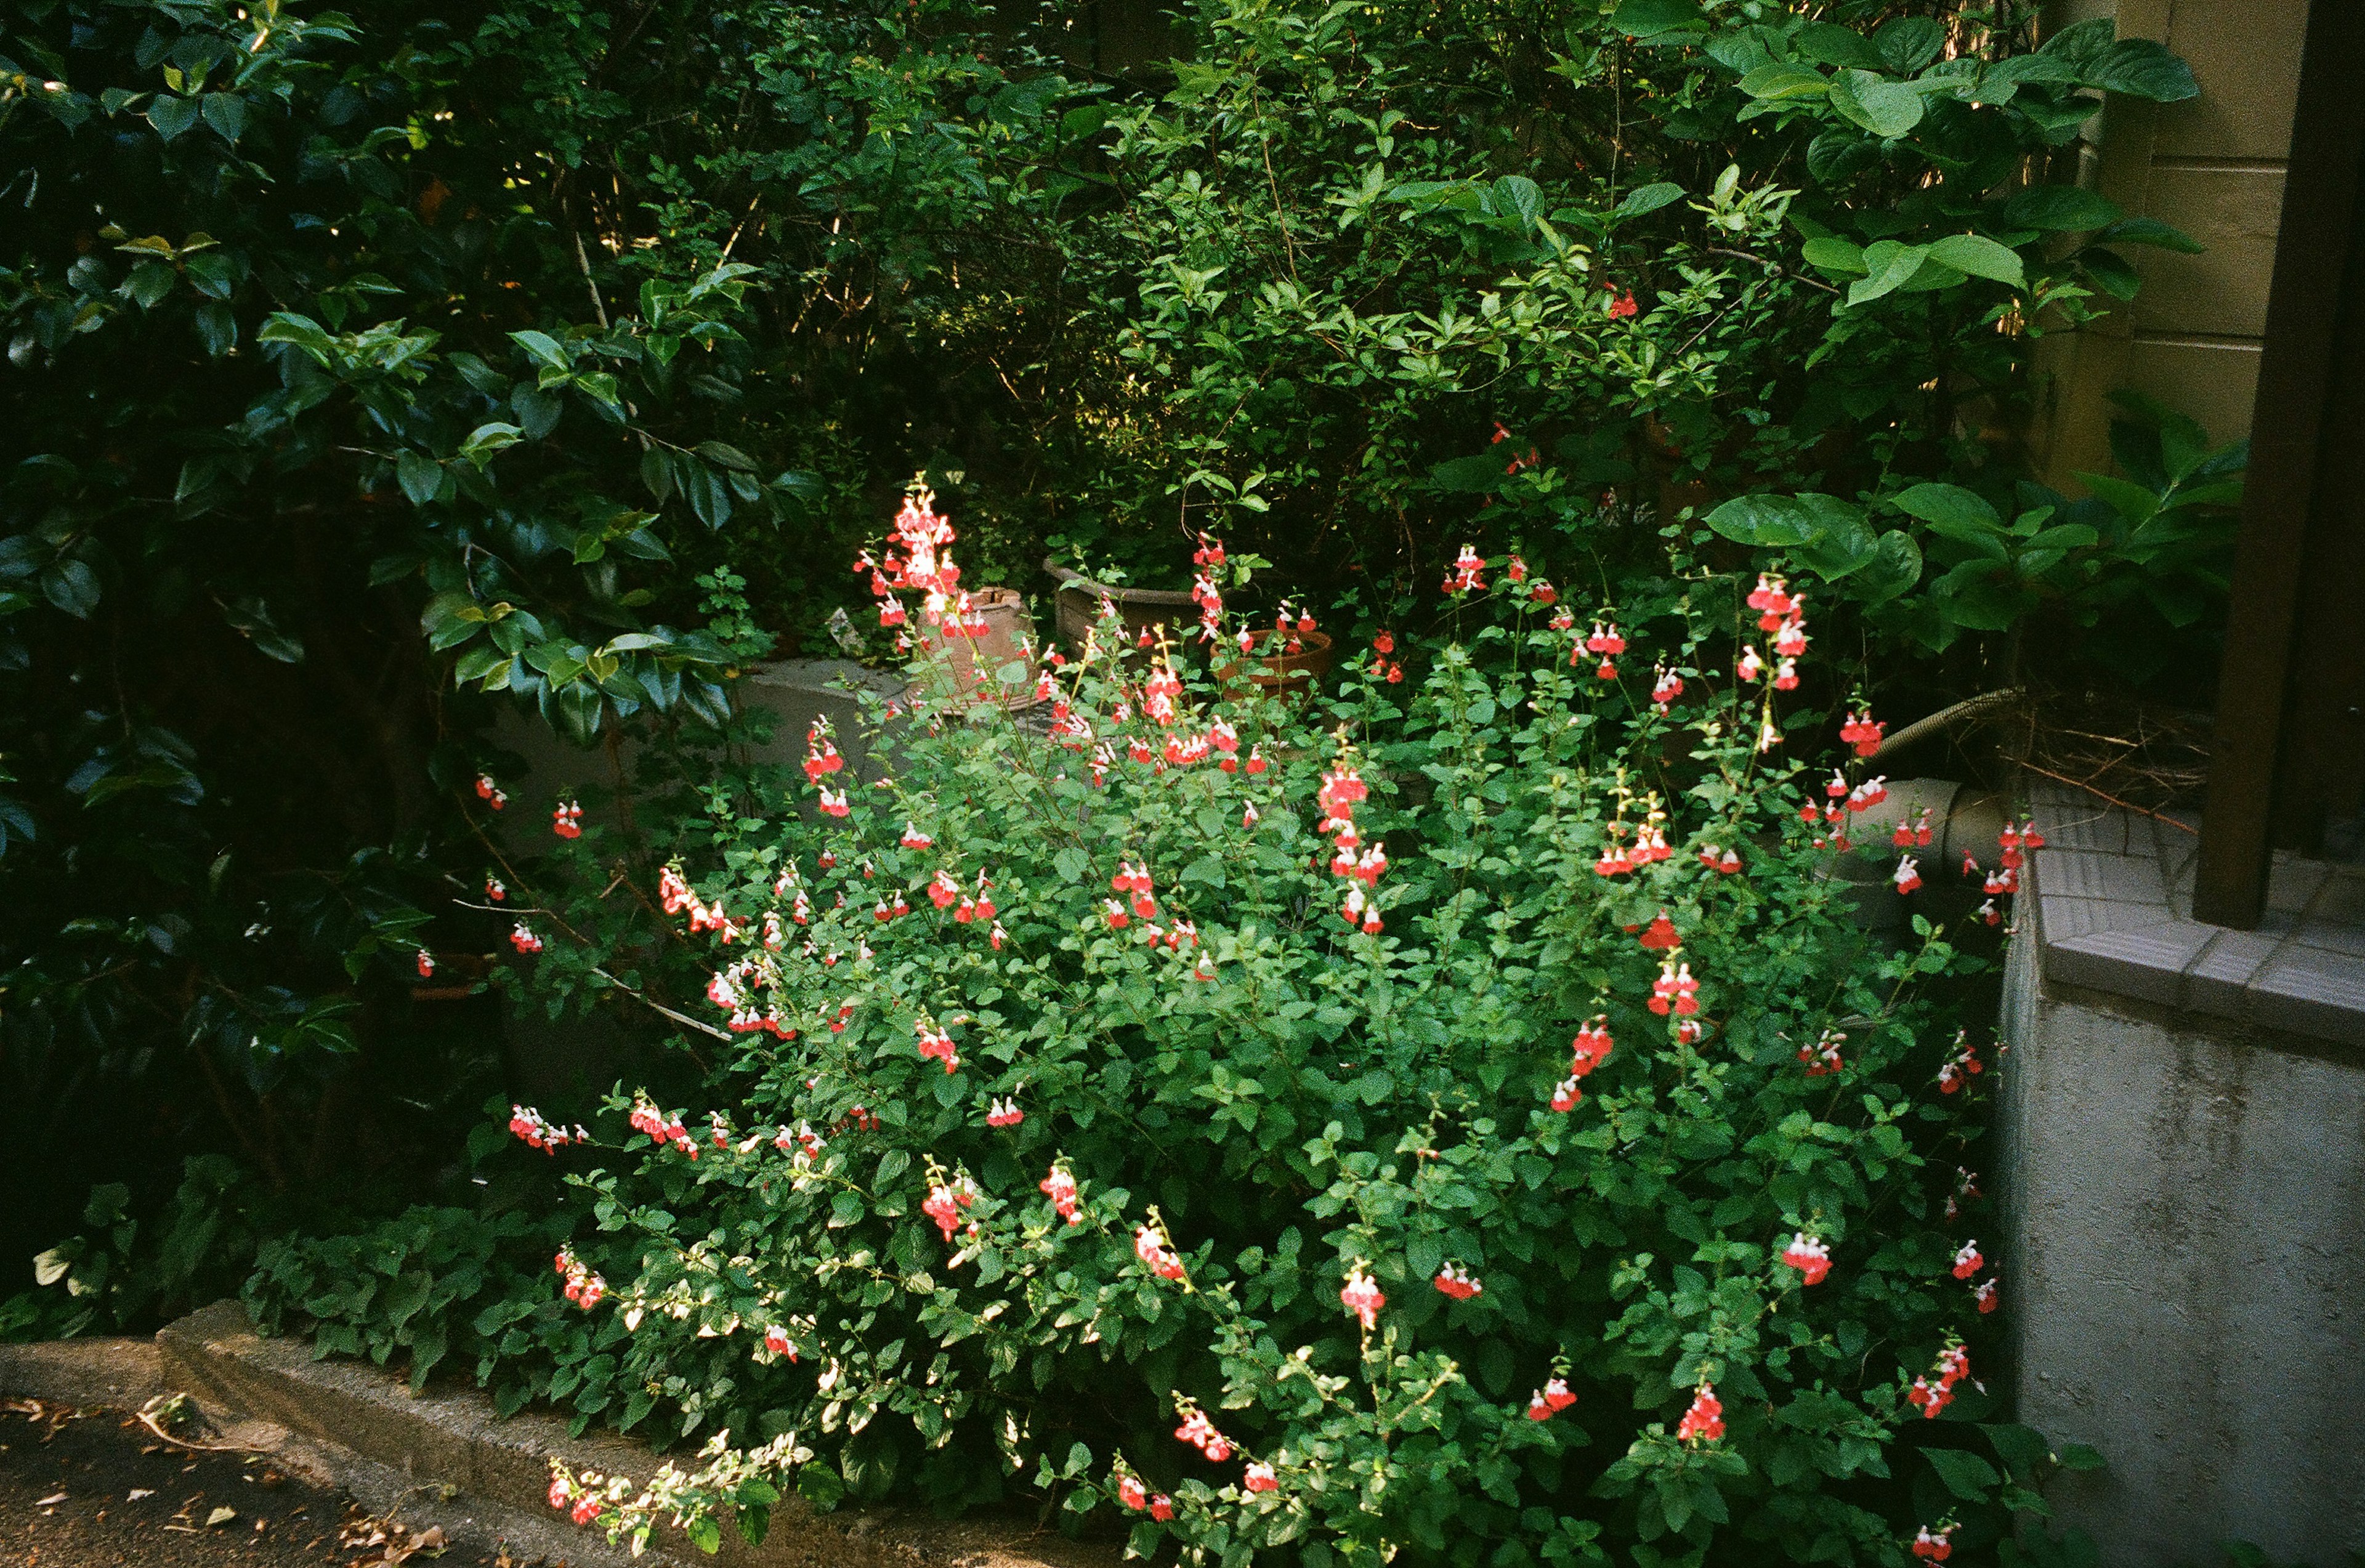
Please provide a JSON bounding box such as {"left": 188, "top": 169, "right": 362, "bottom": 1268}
{"left": 2157, "top": 0, "right": 2307, "bottom": 160}
{"left": 2122, "top": 336, "right": 2264, "bottom": 443}
{"left": 2029, "top": 327, "right": 2132, "bottom": 489}
{"left": 2130, "top": 166, "right": 2287, "bottom": 337}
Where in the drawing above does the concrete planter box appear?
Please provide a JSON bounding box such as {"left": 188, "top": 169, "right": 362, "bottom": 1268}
{"left": 2000, "top": 779, "right": 2365, "bottom": 1566}
{"left": 0, "top": 1303, "right": 1115, "bottom": 1568}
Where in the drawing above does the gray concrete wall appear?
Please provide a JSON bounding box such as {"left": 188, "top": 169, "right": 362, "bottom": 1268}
{"left": 2002, "top": 926, "right": 2365, "bottom": 1566}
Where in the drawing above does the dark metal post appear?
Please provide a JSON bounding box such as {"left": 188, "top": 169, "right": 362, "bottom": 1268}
{"left": 2192, "top": 0, "right": 2365, "bottom": 928}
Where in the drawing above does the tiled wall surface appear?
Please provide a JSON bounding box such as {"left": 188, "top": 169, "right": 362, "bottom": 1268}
{"left": 2031, "top": 0, "right": 2306, "bottom": 482}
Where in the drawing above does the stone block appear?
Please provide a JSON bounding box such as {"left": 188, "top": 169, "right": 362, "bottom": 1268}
{"left": 2121, "top": 336, "right": 2264, "bottom": 445}
{"left": 2002, "top": 953, "right": 2365, "bottom": 1567}
{"left": 0, "top": 1336, "right": 164, "bottom": 1407}
{"left": 2128, "top": 166, "right": 2286, "bottom": 339}
{"left": 2156, "top": 0, "right": 2308, "bottom": 160}
{"left": 153, "top": 1302, "right": 1115, "bottom": 1568}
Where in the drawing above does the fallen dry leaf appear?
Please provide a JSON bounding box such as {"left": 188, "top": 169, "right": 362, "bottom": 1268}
{"left": 128, "top": 1488, "right": 155, "bottom": 1501}
{"left": 37, "top": 1490, "right": 67, "bottom": 1506}
{"left": 207, "top": 1504, "right": 238, "bottom": 1526}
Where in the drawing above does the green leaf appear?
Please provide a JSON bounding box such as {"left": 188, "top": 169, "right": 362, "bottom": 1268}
{"left": 1854, "top": 530, "right": 1924, "bottom": 604}
{"left": 1800, "top": 236, "right": 1866, "bottom": 276}
{"left": 2002, "top": 185, "right": 2122, "bottom": 233}
{"left": 41, "top": 560, "right": 100, "bottom": 618}
{"left": 798, "top": 1463, "right": 847, "bottom": 1511}
{"left": 2040, "top": 17, "right": 2116, "bottom": 66}
{"left": 1827, "top": 70, "right": 1925, "bottom": 139}
{"left": 682, "top": 463, "right": 733, "bottom": 530}
{"left": 2055, "top": 1442, "right": 2106, "bottom": 1471}
{"left": 2024, "top": 523, "right": 2100, "bottom": 552}
{"left": 2096, "top": 216, "right": 2204, "bottom": 254}
{"left": 1492, "top": 174, "right": 1543, "bottom": 227}
{"left": 1926, "top": 233, "right": 2026, "bottom": 288}
{"left": 1796, "top": 508, "right": 1879, "bottom": 580}
{"left": 2073, "top": 472, "right": 2164, "bottom": 527}
{"left": 396, "top": 451, "right": 443, "bottom": 507}
{"left": 1792, "top": 23, "right": 1882, "bottom": 71}
{"left": 193, "top": 301, "right": 236, "bottom": 356}
{"left": 694, "top": 440, "right": 759, "bottom": 472}
{"left": 1802, "top": 132, "right": 1875, "bottom": 188}
{"left": 1846, "top": 241, "right": 1931, "bottom": 306}
{"left": 200, "top": 92, "right": 245, "bottom": 142}
{"left": 147, "top": 94, "right": 200, "bottom": 140}
{"left": 511, "top": 329, "right": 570, "bottom": 371}
{"left": 1611, "top": 0, "right": 1704, "bottom": 42}
{"left": 1612, "top": 182, "right": 1685, "bottom": 220}
{"left": 1892, "top": 482, "right": 2003, "bottom": 535}
{"left": 1738, "top": 65, "right": 1829, "bottom": 101}
{"left": 2085, "top": 38, "right": 2199, "bottom": 102}
{"left": 126, "top": 262, "right": 176, "bottom": 310}
{"left": 1872, "top": 17, "right": 1945, "bottom": 75}
{"left": 460, "top": 422, "right": 524, "bottom": 468}
{"left": 512, "top": 387, "right": 562, "bottom": 438}
{"left": 1922, "top": 1446, "right": 2002, "bottom": 1502}
{"left": 1981, "top": 1421, "right": 2054, "bottom": 1476}
{"left": 1705, "top": 492, "right": 1860, "bottom": 549}
{"left": 256, "top": 313, "right": 334, "bottom": 362}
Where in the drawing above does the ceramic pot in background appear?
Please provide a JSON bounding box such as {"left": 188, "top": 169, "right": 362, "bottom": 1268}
{"left": 1044, "top": 557, "right": 1198, "bottom": 658}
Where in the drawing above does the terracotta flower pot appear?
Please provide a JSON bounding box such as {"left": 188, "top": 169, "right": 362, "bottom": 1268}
{"left": 1044, "top": 557, "right": 1199, "bottom": 657}
{"left": 1216, "top": 627, "right": 1335, "bottom": 702}
{"left": 934, "top": 585, "right": 1043, "bottom": 709}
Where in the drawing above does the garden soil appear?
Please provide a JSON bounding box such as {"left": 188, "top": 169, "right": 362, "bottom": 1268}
{"left": 0, "top": 1397, "right": 565, "bottom": 1568}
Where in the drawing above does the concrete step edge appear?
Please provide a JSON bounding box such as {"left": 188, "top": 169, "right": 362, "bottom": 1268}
{"left": 152, "top": 1300, "right": 1114, "bottom": 1568}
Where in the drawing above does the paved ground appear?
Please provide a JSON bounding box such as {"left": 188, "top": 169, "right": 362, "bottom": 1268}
{"left": 0, "top": 1397, "right": 563, "bottom": 1567}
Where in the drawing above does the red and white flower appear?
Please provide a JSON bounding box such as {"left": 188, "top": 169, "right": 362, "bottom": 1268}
{"left": 1443, "top": 544, "right": 1487, "bottom": 594}
{"left": 1174, "top": 1405, "right": 1231, "bottom": 1462}
{"left": 1779, "top": 1232, "right": 1832, "bottom": 1286}
{"left": 915, "top": 1019, "right": 960, "bottom": 1074}
{"left": 1340, "top": 1267, "right": 1385, "bottom": 1330}
{"left": 1135, "top": 1224, "right": 1186, "bottom": 1281}
{"left": 1434, "top": 1264, "right": 1482, "bottom": 1301}
{"left": 1647, "top": 961, "right": 1699, "bottom": 1017}
{"left": 1800, "top": 1028, "right": 1845, "bottom": 1076}
{"left": 1839, "top": 710, "right": 1885, "bottom": 758}
{"left": 921, "top": 1179, "right": 976, "bottom": 1243}
{"left": 1039, "top": 1165, "right": 1081, "bottom": 1225}
{"left": 1676, "top": 1383, "right": 1724, "bottom": 1443}
{"left": 1570, "top": 1017, "right": 1614, "bottom": 1076}
{"left": 1525, "top": 1378, "right": 1577, "bottom": 1421}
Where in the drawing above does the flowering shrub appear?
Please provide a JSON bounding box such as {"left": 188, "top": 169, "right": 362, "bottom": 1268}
{"left": 261, "top": 495, "right": 2093, "bottom": 1563}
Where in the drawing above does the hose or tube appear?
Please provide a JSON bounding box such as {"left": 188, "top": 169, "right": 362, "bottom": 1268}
{"left": 1874, "top": 687, "right": 2026, "bottom": 760}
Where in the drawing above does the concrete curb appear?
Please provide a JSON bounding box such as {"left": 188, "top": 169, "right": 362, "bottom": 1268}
{"left": 0, "top": 1334, "right": 164, "bottom": 1408}
{"left": 149, "top": 1301, "right": 1115, "bottom": 1568}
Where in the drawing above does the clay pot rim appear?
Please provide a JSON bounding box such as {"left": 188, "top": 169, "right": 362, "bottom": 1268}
{"left": 1043, "top": 556, "right": 1199, "bottom": 606}
{"left": 1248, "top": 626, "right": 1333, "bottom": 663}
